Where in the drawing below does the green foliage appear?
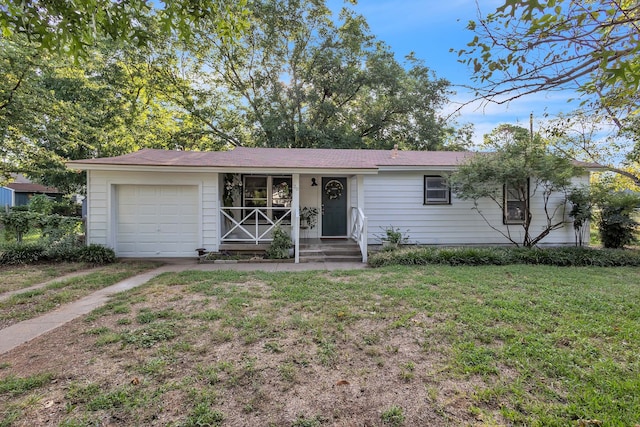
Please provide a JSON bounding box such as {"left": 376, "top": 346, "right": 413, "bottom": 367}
{"left": 0, "top": 204, "right": 81, "bottom": 244}
{"left": 567, "top": 187, "right": 593, "bottom": 246}
{"left": 184, "top": 402, "right": 225, "bottom": 427}
{"left": 32, "top": 214, "right": 82, "bottom": 242}
{"left": 121, "top": 322, "right": 177, "bottom": 348}
{"left": 77, "top": 244, "right": 116, "bottom": 265}
{"left": 266, "top": 226, "right": 292, "bottom": 259}
{"left": 459, "top": 1, "right": 639, "bottom": 108}
{"left": 0, "top": 35, "right": 223, "bottom": 193}
{"left": 596, "top": 192, "right": 640, "bottom": 249}
{"left": 450, "top": 124, "right": 582, "bottom": 247}
{"left": 0, "top": 0, "right": 248, "bottom": 58}
{"left": 375, "top": 226, "right": 410, "bottom": 248}
{"left": 0, "top": 242, "right": 46, "bottom": 265}
{"left": 0, "top": 209, "right": 33, "bottom": 243}
{"left": 292, "top": 414, "right": 328, "bottom": 427}
{"left": 27, "top": 194, "right": 53, "bottom": 214}
{"left": 0, "top": 373, "right": 54, "bottom": 397}
{"left": 300, "top": 207, "right": 318, "bottom": 229}
{"left": 169, "top": 0, "right": 467, "bottom": 150}
{"left": 460, "top": 1, "right": 640, "bottom": 185}
{"left": 380, "top": 405, "right": 405, "bottom": 426}
{"left": 0, "top": 241, "right": 114, "bottom": 265}
{"left": 368, "top": 246, "right": 640, "bottom": 268}
{"left": 86, "top": 386, "right": 146, "bottom": 411}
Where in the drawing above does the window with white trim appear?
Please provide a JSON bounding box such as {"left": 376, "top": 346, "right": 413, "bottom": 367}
{"left": 243, "top": 175, "right": 292, "bottom": 221}
{"left": 504, "top": 181, "right": 528, "bottom": 224}
{"left": 424, "top": 176, "right": 450, "bottom": 205}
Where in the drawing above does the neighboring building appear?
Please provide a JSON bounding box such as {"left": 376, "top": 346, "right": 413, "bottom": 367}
{"left": 0, "top": 174, "right": 62, "bottom": 208}
{"left": 68, "top": 147, "right": 595, "bottom": 262}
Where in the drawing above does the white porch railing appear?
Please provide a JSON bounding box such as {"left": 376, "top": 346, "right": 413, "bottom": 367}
{"left": 350, "top": 207, "right": 368, "bottom": 263}
{"left": 221, "top": 207, "right": 292, "bottom": 244}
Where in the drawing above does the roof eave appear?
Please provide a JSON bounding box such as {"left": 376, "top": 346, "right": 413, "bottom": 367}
{"left": 377, "top": 165, "right": 460, "bottom": 172}
{"left": 67, "top": 163, "right": 379, "bottom": 175}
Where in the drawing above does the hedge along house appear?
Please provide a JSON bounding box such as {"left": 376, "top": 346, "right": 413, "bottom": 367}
{"left": 68, "top": 147, "right": 592, "bottom": 262}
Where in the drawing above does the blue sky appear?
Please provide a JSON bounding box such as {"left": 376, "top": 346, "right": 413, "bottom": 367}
{"left": 326, "top": 0, "right": 580, "bottom": 145}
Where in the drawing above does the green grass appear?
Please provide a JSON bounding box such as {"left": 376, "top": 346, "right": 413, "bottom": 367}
{"left": 2, "top": 265, "right": 639, "bottom": 425}
{"left": 0, "top": 372, "right": 54, "bottom": 397}
{"left": 0, "top": 262, "right": 160, "bottom": 327}
{"left": 0, "top": 262, "right": 91, "bottom": 293}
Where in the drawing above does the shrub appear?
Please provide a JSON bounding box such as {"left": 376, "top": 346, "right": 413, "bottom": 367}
{"left": 28, "top": 194, "right": 54, "bottom": 214}
{"left": 0, "top": 209, "right": 34, "bottom": 243}
{"left": 368, "top": 246, "right": 640, "bottom": 268}
{"left": 78, "top": 244, "right": 116, "bottom": 265}
{"left": 375, "top": 225, "right": 410, "bottom": 249}
{"left": 0, "top": 242, "right": 46, "bottom": 265}
{"left": 265, "top": 226, "right": 292, "bottom": 259}
{"left": 596, "top": 192, "right": 640, "bottom": 249}
{"left": 43, "top": 236, "right": 83, "bottom": 262}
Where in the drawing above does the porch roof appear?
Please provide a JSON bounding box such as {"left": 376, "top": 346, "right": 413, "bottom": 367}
{"left": 68, "top": 147, "right": 476, "bottom": 170}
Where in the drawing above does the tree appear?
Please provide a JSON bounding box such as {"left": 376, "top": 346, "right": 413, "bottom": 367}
{"left": 0, "top": 0, "right": 249, "bottom": 58}
{"left": 450, "top": 124, "right": 583, "bottom": 247}
{"left": 459, "top": 0, "right": 640, "bottom": 110}
{"left": 0, "top": 35, "right": 214, "bottom": 193}
{"left": 159, "top": 0, "right": 470, "bottom": 150}
{"left": 460, "top": 1, "right": 640, "bottom": 186}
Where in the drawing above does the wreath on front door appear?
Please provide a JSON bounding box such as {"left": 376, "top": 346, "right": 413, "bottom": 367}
{"left": 324, "top": 180, "right": 344, "bottom": 200}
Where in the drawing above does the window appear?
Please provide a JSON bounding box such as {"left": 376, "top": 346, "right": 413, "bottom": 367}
{"left": 424, "top": 176, "right": 450, "bottom": 205}
{"left": 504, "top": 181, "right": 528, "bottom": 224}
{"left": 243, "top": 175, "right": 292, "bottom": 221}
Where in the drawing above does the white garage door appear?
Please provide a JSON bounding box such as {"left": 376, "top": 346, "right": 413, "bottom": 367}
{"left": 116, "top": 185, "right": 199, "bottom": 257}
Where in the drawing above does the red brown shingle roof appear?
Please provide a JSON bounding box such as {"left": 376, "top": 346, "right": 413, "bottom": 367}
{"left": 5, "top": 182, "right": 60, "bottom": 194}
{"left": 69, "top": 147, "right": 476, "bottom": 169}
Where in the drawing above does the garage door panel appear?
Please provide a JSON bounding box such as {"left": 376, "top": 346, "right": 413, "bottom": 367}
{"left": 116, "top": 185, "right": 199, "bottom": 257}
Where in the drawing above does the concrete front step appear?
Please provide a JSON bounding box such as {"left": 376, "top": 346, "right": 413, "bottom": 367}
{"left": 300, "top": 255, "right": 363, "bottom": 263}
{"left": 298, "top": 241, "right": 363, "bottom": 262}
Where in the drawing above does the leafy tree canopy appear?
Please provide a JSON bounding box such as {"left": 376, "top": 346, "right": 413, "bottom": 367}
{"left": 163, "top": 0, "right": 470, "bottom": 150}
{"left": 459, "top": 0, "right": 640, "bottom": 114}
{"left": 451, "top": 124, "right": 583, "bottom": 247}
{"left": 459, "top": 1, "right": 640, "bottom": 189}
{"left": 1, "top": 0, "right": 471, "bottom": 192}
{"left": 0, "top": 0, "right": 249, "bottom": 57}
{"left": 0, "top": 35, "right": 216, "bottom": 192}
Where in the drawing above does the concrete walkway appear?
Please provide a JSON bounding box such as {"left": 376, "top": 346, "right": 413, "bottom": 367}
{"left": 0, "top": 261, "right": 366, "bottom": 355}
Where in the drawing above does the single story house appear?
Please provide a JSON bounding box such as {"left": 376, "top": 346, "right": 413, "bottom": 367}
{"left": 0, "top": 174, "right": 62, "bottom": 208}
{"left": 68, "top": 147, "right": 592, "bottom": 262}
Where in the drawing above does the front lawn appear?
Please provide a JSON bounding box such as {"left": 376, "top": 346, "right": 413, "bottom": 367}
{"left": 1, "top": 265, "right": 639, "bottom": 426}
{"left": 0, "top": 261, "right": 161, "bottom": 329}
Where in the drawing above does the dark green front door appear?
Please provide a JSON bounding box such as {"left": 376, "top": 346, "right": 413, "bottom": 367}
{"left": 322, "top": 177, "right": 347, "bottom": 237}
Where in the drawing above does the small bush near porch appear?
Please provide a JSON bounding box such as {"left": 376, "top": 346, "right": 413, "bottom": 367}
{"left": 1, "top": 265, "right": 638, "bottom": 425}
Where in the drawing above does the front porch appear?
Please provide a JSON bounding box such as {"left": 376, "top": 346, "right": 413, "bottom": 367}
{"left": 219, "top": 173, "right": 368, "bottom": 263}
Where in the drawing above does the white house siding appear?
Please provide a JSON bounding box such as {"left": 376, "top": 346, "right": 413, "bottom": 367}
{"left": 363, "top": 171, "right": 589, "bottom": 247}
{"left": 86, "top": 170, "right": 218, "bottom": 257}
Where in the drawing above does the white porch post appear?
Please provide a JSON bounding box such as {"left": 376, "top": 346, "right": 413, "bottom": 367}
{"left": 357, "top": 175, "right": 365, "bottom": 209}
{"left": 292, "top": 174, "right": 300, "bottom": 263}
{"left": 357, "top": 175, "right": 368, "bottom": 263}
